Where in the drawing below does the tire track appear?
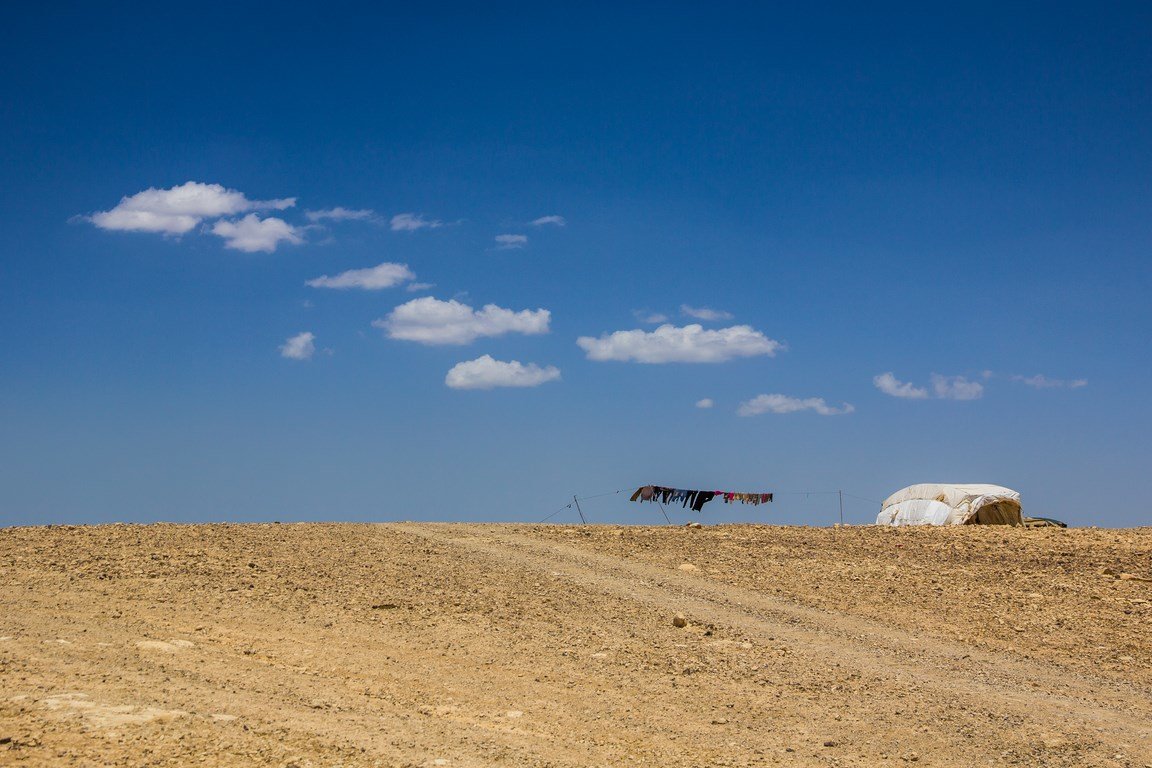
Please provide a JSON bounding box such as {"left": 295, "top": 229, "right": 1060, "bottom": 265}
{"left": 395, "top": 523, "right": 1152, "bottom": 758}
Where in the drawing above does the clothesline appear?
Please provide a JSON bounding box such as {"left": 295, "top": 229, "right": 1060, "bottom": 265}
{"left": 537, "top": 487, "right": 881, "bottom": 523}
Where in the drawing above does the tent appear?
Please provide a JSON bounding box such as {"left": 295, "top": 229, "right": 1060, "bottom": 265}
{"left": 876, "top": 483, "right": 1022, "bottom": 526}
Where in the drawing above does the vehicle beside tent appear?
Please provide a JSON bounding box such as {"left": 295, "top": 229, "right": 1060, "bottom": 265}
{"left": 876, "top": 483, "right": 1022, "bottom": 526}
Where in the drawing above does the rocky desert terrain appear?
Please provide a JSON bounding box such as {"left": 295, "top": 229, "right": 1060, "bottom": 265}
{"left": 1, "top": 522, "right": 1150, "bottom": 767}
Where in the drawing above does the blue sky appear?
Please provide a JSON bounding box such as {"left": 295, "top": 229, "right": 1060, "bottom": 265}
{"left": 2, "top": 3, "right": 1149, "bottom": 527}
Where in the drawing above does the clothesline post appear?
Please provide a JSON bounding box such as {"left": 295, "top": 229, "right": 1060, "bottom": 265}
{"left": 838, "top": 490, "right": 844, "bottom": 525}
{"left": 657, "top": 502, "right": 672, "bottom": 526}
{"left": 573, "top": 495, "right": 586, "bottom": 525}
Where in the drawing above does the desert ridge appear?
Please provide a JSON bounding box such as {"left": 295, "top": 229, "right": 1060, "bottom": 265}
{"left": 1, "top": 522, "right": 1150, "bottom": 766}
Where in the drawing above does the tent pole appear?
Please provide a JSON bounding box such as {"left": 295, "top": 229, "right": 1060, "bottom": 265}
{"left": 573, "top": 495, "right": 586, "bottom": 525}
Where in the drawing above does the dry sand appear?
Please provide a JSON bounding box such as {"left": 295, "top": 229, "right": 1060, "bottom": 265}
{"left": 1, "top": 522, "right": 1150, "bottom": 767}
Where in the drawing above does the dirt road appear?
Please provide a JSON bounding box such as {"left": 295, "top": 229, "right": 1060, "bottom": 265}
{"left": 2, "top": 523, "right": 1150, "bottom": 766}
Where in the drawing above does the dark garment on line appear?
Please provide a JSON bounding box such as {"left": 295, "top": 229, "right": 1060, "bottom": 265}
{"left": 691, "top": 491, "right": 716, "bottom": 512}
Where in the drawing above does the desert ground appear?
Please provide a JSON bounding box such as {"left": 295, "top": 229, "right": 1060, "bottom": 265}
{"left": 1, "top": 522, "right": 1150, "bottom": 767}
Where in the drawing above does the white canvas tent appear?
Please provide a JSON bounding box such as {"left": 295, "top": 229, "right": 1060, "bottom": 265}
{"left": 876, "top": 483, "right": 1022, "bottom": 526}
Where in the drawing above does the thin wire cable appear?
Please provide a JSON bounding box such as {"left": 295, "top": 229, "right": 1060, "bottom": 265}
{"left": 576, "top": 488, "right": 630, "bottom": 502}
{"left": 537, "top": 503, "right": 573, "bottom": 524}
{"left": 537, "top": 489, "right": 627, "bottom": 524}
{"left": 842, "top": 492, "right": 882, "bottom": 505}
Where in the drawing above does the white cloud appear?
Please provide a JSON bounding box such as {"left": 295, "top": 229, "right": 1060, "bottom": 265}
{"left": 406, "top": 282, "right": 436, "bottom": 292}
{"left": 390, "top": 212, "right": 442, "bottom": 231}
{"left": 445, "top": 355, "right": 561, "bottom": 390}
{"left": 874, "top": 371, "right": 990, "bottom": 401}
{"left": 306, "top": 262, "right": 414, "bottom": 290}
{"left": 531, "top": 215, "right": 567, "bottom": 227}
{"left": 695, "top": 398, "right": 714, "bottom": 409}
{"left": 1012, "top": 374, "right": 1087, "bottom": 389}
{"left": 737, "top": 394, "right": 854, "bottom": 417}
{"left": 931, "top": 374, "right": 984, "bottom": 400}
{"left": 280, "top": 332, "right": 315, "bottom": 361}
{"left": 680, "top": 305, "right": 734, "bottom": 321}
{"left": 375, "top": 297, "right": 551, "bottom": 345}
{"left": 873, "top": 372, "right": 929, "bottom": 399}
{"left": 633, "top": 310, "right": 669, "bottom": 324}
{"left": 495, "top": 234, "right": 528, "bottom": 249}
{"left": 577, "top": 323, "right": 782, "bottom": 364}
{"left": 86, "top": 181, "right": 295, "bottom": 235}
{"left": 305, "top": 207, "right": 376, "bottom": 223}
{"left": 211, "top": 214, "right": 303, "bottom": 253}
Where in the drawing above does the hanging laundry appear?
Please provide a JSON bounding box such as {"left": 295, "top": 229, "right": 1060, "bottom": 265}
{"left": 629, "top": 485, "right": 771, "bottom": 513}
{"left": 629, "top": 485, "right": 656, "bottom": 502}
{"left": 630, "top": 485, "right": 672, "bottom": 502}
{"left": 691, "top": 491, "right": 716, "bottom": 512}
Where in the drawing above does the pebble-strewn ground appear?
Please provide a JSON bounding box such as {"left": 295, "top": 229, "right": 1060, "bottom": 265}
{"left": 1, "top": 523, "right": 1150, "bottom": 767}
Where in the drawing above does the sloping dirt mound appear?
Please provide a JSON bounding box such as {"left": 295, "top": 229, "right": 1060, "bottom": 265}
{"left": 1, "top": 522, "right": 1149, "bottom": 767}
